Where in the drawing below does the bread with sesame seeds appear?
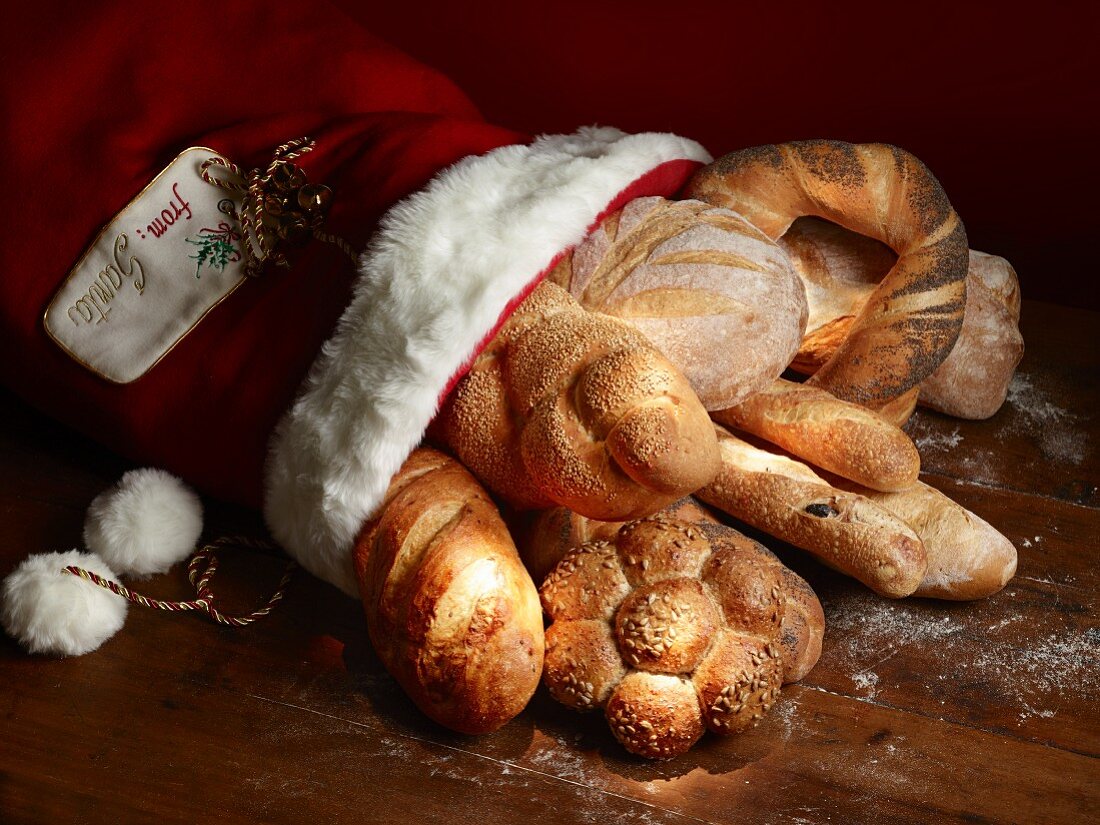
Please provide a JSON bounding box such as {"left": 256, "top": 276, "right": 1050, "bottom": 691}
{"left": 518, "top": 496, "right": 824, "bottom": 684}
{"left": 352, "top": 447, "right": 544, "bottom": 735}
{"left": 546, "top": 195, "right": 808, "bottom": 410}
{"left": 431, "top": 280, "right": 720, "bottom": 521}
{"left": 711, "top": 377, "right": 921, "bottom": 492}
{"left": 539, "top": 512, "right": 799, "bottom": 758}
{"left": 684, "top": 140, "right": 969, "bottom": 409}
{"left": 697, "top": 425, "right": 927, "bottom": 599}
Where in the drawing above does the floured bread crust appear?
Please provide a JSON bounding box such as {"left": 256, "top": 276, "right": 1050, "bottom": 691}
{"left": 551, "top": 197, "right": 807, "bottom": 410}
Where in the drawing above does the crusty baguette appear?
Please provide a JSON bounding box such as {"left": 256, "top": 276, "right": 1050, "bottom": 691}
{"left": 831, "top": 478, "right": 1018, "bottom": 599}
{"left": 712, "top": 378, "right": 920, "bottom": 491}
{"left": 697, "top": 426, "right": 927, "bottom": 598}
{"left": 353, "top": 447, "right": 544, "bottom": 734}
{"left": 686, "top": 141, "right": 968, "bottom": 408}
{"left": 517, "top": 497, "right": 824, "bottom": 684}
{"left": 432, "top": 281, "right": 719, "bottom": 521}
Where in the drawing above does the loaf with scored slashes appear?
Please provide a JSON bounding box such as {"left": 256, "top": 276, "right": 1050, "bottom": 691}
{"left": 548, "top": 196, "right": 807, "bottom": 410}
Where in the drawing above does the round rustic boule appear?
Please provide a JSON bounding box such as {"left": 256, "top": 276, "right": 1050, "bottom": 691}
{"left": 549, "top": 196, "right": 808, "bottom": 410}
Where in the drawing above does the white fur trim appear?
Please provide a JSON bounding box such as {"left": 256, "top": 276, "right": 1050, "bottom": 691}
{"left": 1, "top": 550, "right": 128, "bottom": 656}
{"left": 265, "top": 126, "right": 710, "bottom": 595}
{"left": 84, "top": 468, "right": 204, "bottom": 578}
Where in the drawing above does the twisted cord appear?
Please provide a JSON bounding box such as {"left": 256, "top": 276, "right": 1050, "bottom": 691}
{"left": 197, "top": 137, "right": 355, "bottom": 274}
{"left": 64, "top": 536, "right": 296, "bottom": 628}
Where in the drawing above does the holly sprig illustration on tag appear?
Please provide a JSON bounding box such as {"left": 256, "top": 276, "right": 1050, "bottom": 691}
{"left": 185, "top": 220, "right": 242, "bottom": 278}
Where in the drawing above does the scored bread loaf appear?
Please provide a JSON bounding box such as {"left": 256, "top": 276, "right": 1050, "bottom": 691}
{"left": 697, "top": 426, "right": 927, "bottom": 598}
{"left": 517, "top": 497, "right": 825, "bottom": 684}
{"left": 547, "top": 196, "right": 808, "bottom": 410}
{"left": 539, "top": 514, "right": 797, "bottom": 758}
{"left": 353, "top": 447, "right": 544, "bottom": 735}
{"left": 830, "top": 477, "right": 1018, "bottom": 599}
{"left": 432, "top": 281, "right": 719, "bottom": 521}
{"left": 780, "top": 217, "right": 1024, "bottom": 420}
{"left": 712, "top": 377, "right": 921, "bottom": 491}
{"left": 685, "top": 141, "right": 969, "bottom": 408}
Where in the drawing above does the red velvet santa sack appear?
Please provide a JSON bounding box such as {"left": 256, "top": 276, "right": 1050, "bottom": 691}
{"left": 0, "top": 1, "right": 709, "bottom": 595}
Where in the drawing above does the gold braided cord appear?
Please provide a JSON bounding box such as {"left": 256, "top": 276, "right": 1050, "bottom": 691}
{"left": 198, "top": 137, "right": 356, "bottom": 277}
{"left": 64, "top": 536, "right": 296, "bottom": 628}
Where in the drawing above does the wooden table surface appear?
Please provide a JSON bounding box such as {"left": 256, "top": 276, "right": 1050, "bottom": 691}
{"left": 1, "top": 300, "right": 1097, "bottom": 824}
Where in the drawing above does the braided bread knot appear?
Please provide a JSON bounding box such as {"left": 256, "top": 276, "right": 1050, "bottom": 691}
{"left": 540, "top": 515, "right": 791, "bottom": 759}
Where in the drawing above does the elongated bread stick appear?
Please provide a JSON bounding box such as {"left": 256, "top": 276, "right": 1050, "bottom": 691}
{"left": 713, "top": 378, "right": 920, "bottom": 491}
{"left": 697, "top": 426, "right": 927, "bottom": 598}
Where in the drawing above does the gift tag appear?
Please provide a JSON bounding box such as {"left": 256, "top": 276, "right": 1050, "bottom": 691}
{"left": 44, "top": 147, "right": 248, "bottom": 383}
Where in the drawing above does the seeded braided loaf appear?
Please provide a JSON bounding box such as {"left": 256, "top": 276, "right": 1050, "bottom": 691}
{"left": 537, "top": 505, "right": 824, "bottom": 759}
{"left": 432, "top": 281, "right": 719, "bottom": 521}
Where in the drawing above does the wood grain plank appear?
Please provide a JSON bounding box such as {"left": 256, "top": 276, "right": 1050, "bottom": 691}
{"left": 1, "top": 299, "right": 1097, "bottom": 824}
{"left": 907, "top": 301, "right": 1099, "bottom": 508}
{"left": 4, "top": 559, "right": 1095, "bottom": 825}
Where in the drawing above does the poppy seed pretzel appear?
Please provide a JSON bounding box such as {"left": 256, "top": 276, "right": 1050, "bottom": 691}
{"left": 685, "top": 140, "right": 969, "bottom": 407}
{"left": 539, "top": 514, "right": 804, "bottom": 759}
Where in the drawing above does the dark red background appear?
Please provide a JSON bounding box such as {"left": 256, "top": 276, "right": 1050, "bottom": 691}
{"left": 347, "top": 0, "right": 1098, "bottom": 311}
{"left": 0, "top": 1, "right": 1094, "bottom": 512}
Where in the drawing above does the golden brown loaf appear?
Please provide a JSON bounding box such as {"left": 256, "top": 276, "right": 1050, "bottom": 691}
{"left": 831, "top": 477, "right": 1018, "bottom": 600}
{"left": 779, "top": 218, "right": 1024, "bottom": 420}
{"left": 540, "top": 514, "right": 798, "bottom": 759}
{"left": 548, "top": 196, "right": 807, "bottom": 409}
{"left": 685, "top": 141, "right": 969, "bottom": 408}
{"left": 517, "top": 497, "right": 824, "bottom": 685}
{"left": 712, "top": 378, "right": 921, "bottom": 492}
{"left": 918, "top": 251, "right": 1024, "bottom": 419}
{"left": 514, "top": 505, "right": 623, "bottom": 586}
{"left": 779, "top": 217, "right": 897, "bottom": 376}
{"left": 432, "top": 281, "right": 720, "bottom": 521}
{"left": 698, "top": 426, "right": 927, "bottom": 598}
{"left": 353, "top": 448, "right": 544, "bottom": 735}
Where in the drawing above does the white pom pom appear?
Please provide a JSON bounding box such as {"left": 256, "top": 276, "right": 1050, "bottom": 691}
{"left": 0, "top": 550, "right": 128, "bottom": 656}
{"left": 83, "top": 468, "right": 203, "bottom": 578}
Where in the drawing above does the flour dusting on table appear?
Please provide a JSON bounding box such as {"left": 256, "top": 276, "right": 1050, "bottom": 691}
{"left": 1006, "top": 373, "right": 1089, "bottom": 466}
{"left": 822, "top": 592, "right": 1099, "bottom": 725}
{"left": 912, "top": 426, "right": 963, "bottom": 453}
